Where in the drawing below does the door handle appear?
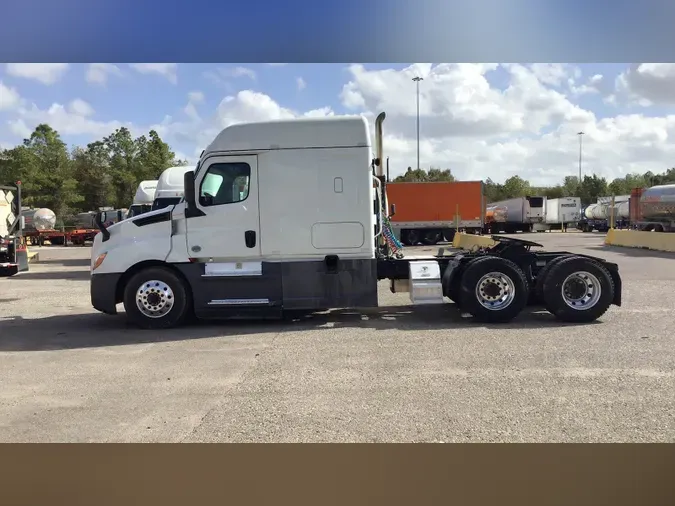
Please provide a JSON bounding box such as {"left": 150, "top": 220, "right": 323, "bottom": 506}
{"left": 245, "top": 230, "right": 256, "bottom": 248}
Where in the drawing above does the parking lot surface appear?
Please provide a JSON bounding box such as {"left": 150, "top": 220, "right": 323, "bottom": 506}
{"left": 1, "top": 232, "right": 674, "bottom": 442}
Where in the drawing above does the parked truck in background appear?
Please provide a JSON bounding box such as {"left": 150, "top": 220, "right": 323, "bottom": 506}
{"left": 151, "top": 166, "right": 193, "bottom": 211}
{"left": 127, "top": 180, "right": 158, "bottom": 219}
{"left": 1, "top": 183, "right": 28, "bottom": 276}
{"left": 385, "top": 181, "right": 485, "bottom": 245}
{"left": 578, "top": 195, "right": 629, "bottom": 232}
{"left": 483, "top": 196, "right": 547, "bottom": 234}
{"left": 544, "top": 197, "right": 581, "bottom": 230}
{"left": 636, "top": 184, "right": 675, "bottom": 232}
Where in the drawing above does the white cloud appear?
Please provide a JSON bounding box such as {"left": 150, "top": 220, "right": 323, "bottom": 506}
{"left": 7, "top": 101, "right": 130, "bottom": 139}
{"left": 129, "top": 63, "right": 178, "bottom": 84}
{"left": 0, "top": 81, "right": 21, "bottom": 110}
{"left": 337, "top": 63, "right": 675, "bottom": 185}
{"left": 615, "top": 63, "right": 675, "bottom": 106}
{"left": 203, "top": 66, "right": 256, "bottom": 87}
{"left": 184, "top": 91, "right": 205, "bottom": 121}
{"left": 188, "top": 91, "right": 204, "bottom": 104}
{"left": 530, "top": 63, "right": 575, "bottom": 87}
{"left": 6, "top": 63, "right": 675, "bottom": 188}
{"left": 296, "top": 77, "right": 306, "bottom": 91}
{"left": 86, "top": 63, "right": 123, "bottom": 86}
{"left": 5, "top": 63, "right": 69, "bottom": 85}
{"left": 68, "top": 99, "right": 95, "bottom": 117}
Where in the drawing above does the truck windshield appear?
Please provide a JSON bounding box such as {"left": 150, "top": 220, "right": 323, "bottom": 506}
{"left": 127, "top": 204, "right": 152, "bottom": 218}
{"left": 152, "top": 197, "right": 182, "bottom": 211}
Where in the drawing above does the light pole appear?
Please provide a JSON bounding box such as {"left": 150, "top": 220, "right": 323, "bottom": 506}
{"left": 412, "top": 76, "right": 423, "bottom": 170}
{"left": 577, "top": 131, "right": 584, "bottom": 184}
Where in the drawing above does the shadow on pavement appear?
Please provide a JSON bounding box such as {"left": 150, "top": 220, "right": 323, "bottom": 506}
{"left": 586, "top": 245, "right": 675, "bottom": 259}
{"left": 35, "top": 258, "right": 91, "bottom": 267}
{"left": 7, "top": 270, "right": 90, "bottom": 281}
{"left": 0, "top": 304, "right": 601, "bottom": 352}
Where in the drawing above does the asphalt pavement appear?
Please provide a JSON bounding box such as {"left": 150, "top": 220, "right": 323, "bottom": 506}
{"left": 1, "top": 232, "right": 673, "bottom": 442}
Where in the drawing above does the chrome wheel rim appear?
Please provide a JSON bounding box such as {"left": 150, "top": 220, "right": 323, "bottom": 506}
{"left": 475, "top": 272, "right": 516, "bottom": 310}
{"left": 561, "top": 271, "right": 601, "bottom": 310}
{"left": 135, "top": 280, "right": 175, "bottom": 318}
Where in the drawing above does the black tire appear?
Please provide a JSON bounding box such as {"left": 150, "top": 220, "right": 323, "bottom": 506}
{"left": 541, "top": 256, "right": 614, "bottom": 323}
{"left": 533, "top": 254, "right": 575, "bottom": 304}
{"left": 422, "top": 230, "right": 442, "bottom": 245}
{"left": 458, "top": 256, "right": 529, "bottom": 323}
{"left": 123, "top": 266, "right": 191, "bottom": 329}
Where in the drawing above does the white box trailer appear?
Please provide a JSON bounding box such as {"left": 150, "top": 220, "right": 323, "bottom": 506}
{"left": 545, "top": 197, "right": 582, "bottom": 227}
{"left": 89, "top": 113, "right": 624, "bottom": 329}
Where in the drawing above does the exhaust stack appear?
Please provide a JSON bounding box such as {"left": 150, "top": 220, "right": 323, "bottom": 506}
{"left": 374, "top": 112, "right": 386, "bottom": 177}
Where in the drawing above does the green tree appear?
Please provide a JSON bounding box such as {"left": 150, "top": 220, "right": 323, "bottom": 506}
{"left": 72, "top": 141, "right": 113, "bottom": 212}
{"left": 393, "top": 166, "right": 455, "bottom": 182}
{"left": 11, "top": 124, "right": 81, "bottom": 218}
{"left": 578, "top": 174, "right": 608, "bottom": 205}
{"left": 103, "top": 127, "right": 142, "bottom": 208}
{"left": 501, "top": 175, "right": 531, "bottom": 199}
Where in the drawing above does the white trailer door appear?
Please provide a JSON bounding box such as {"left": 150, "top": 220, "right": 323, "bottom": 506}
{"left": 186, "top": 155, "right": 261, "bottom": 260}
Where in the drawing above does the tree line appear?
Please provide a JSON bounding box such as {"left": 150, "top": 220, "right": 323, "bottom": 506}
{"left": 3, "top": 124, "right": 675, "bottom": 223}
{"left": 394, "top": 166, "right": 675, "bottom": 205}
{"left": 0, "top": 124, "right": 187, "bottom": 226}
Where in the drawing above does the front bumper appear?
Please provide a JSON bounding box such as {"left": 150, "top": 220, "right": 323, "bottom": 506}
{"left": 91, "top": 272, "right": 122, "bottom": 314}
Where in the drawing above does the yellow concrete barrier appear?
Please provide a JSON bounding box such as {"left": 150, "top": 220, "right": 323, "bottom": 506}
{"left": 605, "top": 229, "right": 675, "bottom": 253}
{"left": 27, "top": 248, "right": 39, "bottom": 262}
{"left": 452, "top": 232, "right": 497, "bottom": 250}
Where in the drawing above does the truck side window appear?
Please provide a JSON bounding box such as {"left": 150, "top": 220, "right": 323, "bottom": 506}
{"left": 199, "top": 162, "right": 251, "bottom": 206}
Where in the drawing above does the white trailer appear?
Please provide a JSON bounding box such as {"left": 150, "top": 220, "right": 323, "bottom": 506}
{"left": 89, "top": 113, "right": 624, "bottom": 329}
{"left": 127, "top": 180, "right": 158, "bottom": 219}
{"left": 152, "top": 166, "right": 193, "bottom": 211}
{"left": 545, "top": 197, "right": 581, "bottom": 229}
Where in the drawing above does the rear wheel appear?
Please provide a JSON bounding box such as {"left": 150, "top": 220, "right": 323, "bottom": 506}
{"left": 458, "top": 256, "right": 529, "bottom": 323}
{"left": 123, "top": 266, "right": 191, "bottom": 329}
{"left": 533, "top": 254, "right": 575, "bottom": 304}
{"left": 541, "top": 256, "right": 614, "bottom": 323}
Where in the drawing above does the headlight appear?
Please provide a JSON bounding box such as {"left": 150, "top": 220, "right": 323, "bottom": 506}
{"left": 92, "top": 252, "right": 107, "bottom": 271}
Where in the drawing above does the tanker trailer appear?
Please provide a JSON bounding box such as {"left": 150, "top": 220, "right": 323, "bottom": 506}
{"left": 637, "top": 184, "right": 675, "bottom": 232}
{"left": 578, "top": 203, "right": 609, "bottom": 232}
{"left": 21, "top": 208, "right": 56, "bottom": 231}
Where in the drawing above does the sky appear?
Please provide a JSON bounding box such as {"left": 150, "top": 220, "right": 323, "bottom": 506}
{"left": 2, "top": 62, "right": 675, "bottom": 187}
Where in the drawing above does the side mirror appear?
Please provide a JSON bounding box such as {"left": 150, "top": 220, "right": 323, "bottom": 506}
{"left": 183, "top": 170, "right": 196, "bottom": 210}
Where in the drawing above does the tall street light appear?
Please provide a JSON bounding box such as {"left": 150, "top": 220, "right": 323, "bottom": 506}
{"left": 412, "top": 76, "right": 423, "bottom": 170}
{"left": 577, "top": 131, "right": 584, "bottom": 184}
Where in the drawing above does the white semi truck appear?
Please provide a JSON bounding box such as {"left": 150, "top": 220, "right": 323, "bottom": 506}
{"left": 90, "top": 113, "right": 623, "bottom": 329}
{"left": 127, "top": 180, "right": 158, "bottom": 219}
{"left": 151, "top": 166, "right": 193, "bottom": 211}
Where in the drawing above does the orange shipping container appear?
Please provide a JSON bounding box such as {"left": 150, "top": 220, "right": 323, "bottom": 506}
{"left": 386, "top": 181, "right": 486, "bottom": 229}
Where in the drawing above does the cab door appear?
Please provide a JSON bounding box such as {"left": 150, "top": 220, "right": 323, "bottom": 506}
{"left": 186, "top": 155, "right": 261, "bottom": 260}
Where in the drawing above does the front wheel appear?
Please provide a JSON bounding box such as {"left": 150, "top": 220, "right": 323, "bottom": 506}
{"left": 458, "top": 256, "right": 529, "bottom": 323}
{"left": 541, "top": 256, "right": 614, "bottom": 323}
{"left": 123, "top": 266, "right": 191, "bottom": 329}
